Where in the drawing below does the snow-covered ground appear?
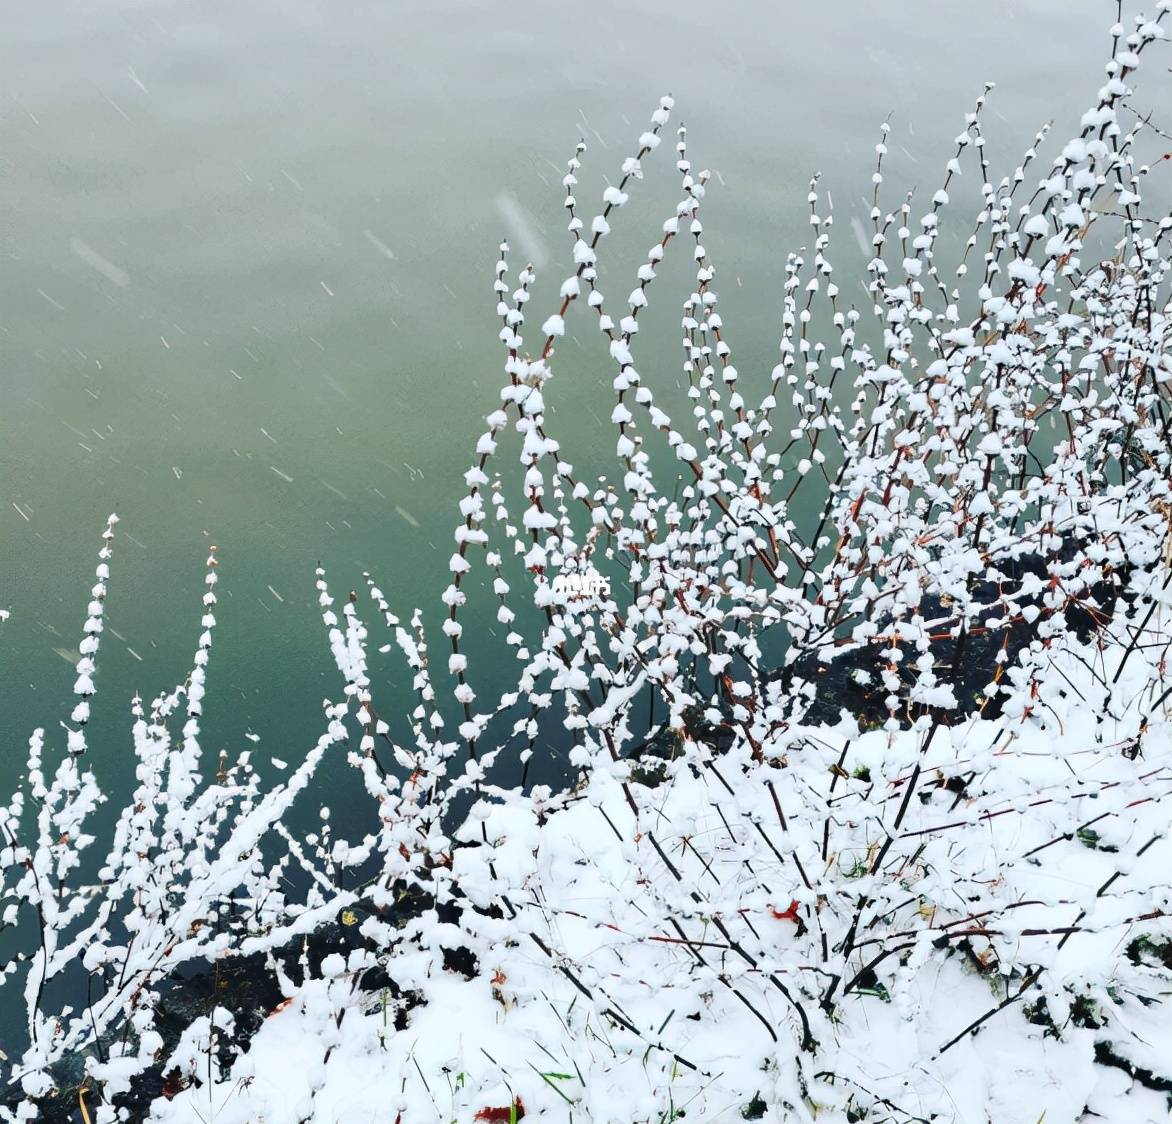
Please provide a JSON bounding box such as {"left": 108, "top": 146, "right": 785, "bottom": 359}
{"left": 151, "top": 627, "right": 1172, "bottom": 1124}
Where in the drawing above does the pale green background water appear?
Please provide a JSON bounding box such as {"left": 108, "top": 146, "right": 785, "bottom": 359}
{"left": 0, "top": 1, "right": 1150, "bottom": 805}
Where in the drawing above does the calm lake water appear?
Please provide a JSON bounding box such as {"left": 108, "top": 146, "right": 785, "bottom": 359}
{"left": 0, "top": 1, "right": 1142, "bottom": 812}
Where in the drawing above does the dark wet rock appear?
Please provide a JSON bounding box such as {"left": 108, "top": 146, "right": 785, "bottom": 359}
{"left": 3, "top": 895, "right": 424, "bottom": 1124}
{"left": 776, "top": 552, "right": 1129, "bottom": 729}
{"left": 1092, "top": 1039, "right": 1172, "bottom": 1097}
{"left": 625, "top": 726, "right": 685, "bottom": 786}
{"left": 624, "top": 704, "right": 737, "bottom": 785}
{"left": 92, "top": 892, "right": 470, "bottom": 1122}
{"left": 0, "top": 1045, "right": 95, "bottom": 1124}
{"left": 442, "top": 942, "right": 479, "bottom": 980}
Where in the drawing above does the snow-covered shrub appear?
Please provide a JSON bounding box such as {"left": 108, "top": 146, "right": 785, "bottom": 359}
{"left": 0, "top": 529, "right": 363, "bottom": 1114}
{"left": 4, "top": 7, "right": 1172, "bottom": 1123}
{"left": 410, "top": 15, "right": 1172, "bottom": 1120}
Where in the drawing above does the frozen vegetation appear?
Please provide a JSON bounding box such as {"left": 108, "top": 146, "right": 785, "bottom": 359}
{"left": 4, "top": 8, "right": 1172, "bottom": 1122}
